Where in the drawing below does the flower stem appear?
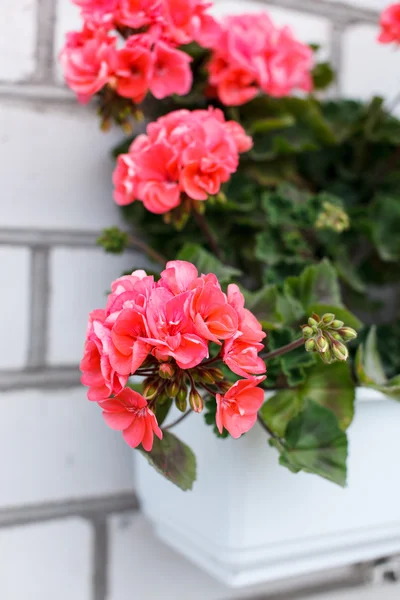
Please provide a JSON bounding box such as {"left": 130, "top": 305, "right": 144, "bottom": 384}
{"left": 257, "top": 415, "right": 286, "bottom": 452}
{"left": 128, "top": 235, "right": 166, "bottom": 267}
{"left": 163, "top": 409, "right": 193, "bottom": 431}
{"left": 192, "top": 206, "right": 222, "bottom": 260}
{"left": 261, "top": 337, "right": 305, "bottom": 362}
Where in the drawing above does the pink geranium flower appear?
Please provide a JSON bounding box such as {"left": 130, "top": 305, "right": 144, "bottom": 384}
{"left": 378, "top": 3, "right": 400, "bottom": 43}
{"left": 114, "top": 38, "right": 153, "bottom": 102}
{"left": 60, "top": 24, "right": 117, "bottom": 102}
{"left": 73, "top": 0, "right": 117, "bottom": 21}
{"left": 80, "top": 310, "right": 127, "bottom": 400}
{"left": 113, "top": 108, "right": 252, "bottom": 212}
{"left": 150, "top": 41, "right": 192, "bottom": 99}
{"left": 223, "top": 337, "right": 266, "bottom": 379}
{"left": 101, "top": 388, "right": 162, "bottom": 450}
{"left": 114, "top": 0, "right": 162, "bottom": 28}
{"left": 207, "top": 12, "right": 314, "bottom": 106}
{"left": 80, "top": 261, "right": 267, "bottom": 448}
{"left": 216, "top": 376, "right": 266, "bottom": 438}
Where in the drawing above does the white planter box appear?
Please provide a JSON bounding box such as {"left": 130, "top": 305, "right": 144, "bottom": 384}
{"left": 134, "top": 388, "right": 400, "bottom": 587}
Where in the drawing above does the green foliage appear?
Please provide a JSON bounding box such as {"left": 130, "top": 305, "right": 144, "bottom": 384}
{"left": 139, "top": 431, "right": 197, "bottom": 491}
{"left": 356, "top": 327, "right": 400, "bottom": 400}
{"left": 97, "top": 227, "right": 129, "bottom": 254}
{"left": 271, "top": 400, "right": 348, "bottom": 487}
{"left": 177, "top": 243, "right": 242, "bottom": 284}
{"left": 107, "top": 66, "right": 400, "bottom": 486}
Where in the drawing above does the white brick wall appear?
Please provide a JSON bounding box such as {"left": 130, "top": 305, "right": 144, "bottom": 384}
{"left": 0, "top": 0, "right": 37, "bottom": 81}
{"left": 0, "top": 1, "right": 398, "bottom": 600}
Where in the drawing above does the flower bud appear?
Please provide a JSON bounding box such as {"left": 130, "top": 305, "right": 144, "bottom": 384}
{"left": 189, "top": 388, "right": 203, "bottom": 413}
{"left": 158, "top": 362, "right": 175, "bottom": 379}
{"left": 208, "top": 368, "right": 224, "bottom": 381}
{"left": 339, "top": 327, "right": 357, "bottom": 341}
{"left": 320, "top": 348, "right": 333, "bottom": 364}
{"left": 331, "top": 332, "right": 343, "bottom": 341}
{"left": 143, "top": 380, "right": 159, "bottom": 400}
{"left": 305, "top": 338, "right": 316, "bottom": 352}
{"left": 199, "top": 370, "right": 216, "bottom": 385}
{"left": 302, "top": 326, "right": 314, "bottom": 339}
{"left": 316, "top": 333, "right": 328, "bottom": 353}
{"left": 332, "top": 320, "right": 344, "bottom": 329}
{"left": 308, "top": 317, "right": 318, "bottom": 328}
{"left": 167, "top": 380, "right": 180, "bottom": 398}
{"left": 332, "top": 341, "right": 349, "bottom": 362}
{"left": 175, "top": 388, "right": 188, "bottom": 412}
{"left": 321, "top": 313, "right": 335, "bottom": 326}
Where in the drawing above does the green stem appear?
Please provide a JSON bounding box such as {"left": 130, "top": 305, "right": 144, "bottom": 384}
{"left": 163, "top": 410, "right": 193, "bottom": 431}
{"left": 192, "top": 206, "right": 222, "bottom": 260}
{"left": 128, "top": 235, "right": 166, "bottom": 267}
{"left": 257, "top": 415, "right": 286, "bottom": 451}
{"left": 261, "top": 337, "right": 305, "bottom": 362}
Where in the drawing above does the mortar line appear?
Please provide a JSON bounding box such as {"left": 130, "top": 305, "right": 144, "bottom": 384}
{"left": 31, "top": 0, "right": 58, "bottom": 83}
{"left": 91, "top": 518, "right": 109, "bottom": 600}
{"left": 0, "top": 494, "right": 139, "bottom": 529}
{"left": 236, "top": 0, "right": 379, "bottom": 23}
{"left": 0, "top": 366, "right": 81, "bottom": 391}
{"left": 329, "top": 19, "right": 346, "bottom": 98}
{"left": 27, "top": 247, "right": 50, "bottom": 369}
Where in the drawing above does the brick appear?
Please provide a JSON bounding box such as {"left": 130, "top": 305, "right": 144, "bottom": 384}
{"left": 54, "top": 0, "right": 83, "bottom": 83}
{"left": 211, "top": 2, "right": 330, "bottom": 59}
{"left": 342, "top": 24, "right": 400, "bottom": 113}
{"left": 0, "top": 0, "right": 37, "bottom": 82}
{"left": 0, "top": 388, "right": 133, "bottom": 506}
{"left": 0, "top": 519, "right": 92, "bottom": 600}
{"left": 48, "top": 247, "right": 150, "bottom": 365}
{"left": 0, "top": 247, "right": 30, "bottom": 369}
{"left": 0, "top": 103, "right": 125, "bottom": 230}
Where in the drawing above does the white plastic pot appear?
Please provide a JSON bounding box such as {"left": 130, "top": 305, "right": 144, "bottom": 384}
{"left": 134, "top": 388, "right": 400, "bottom": 587}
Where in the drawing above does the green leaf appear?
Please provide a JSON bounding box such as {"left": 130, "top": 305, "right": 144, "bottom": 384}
{"left": 299, "top": 362, "right": 356, "bottom": 430}
{"left": 241, "top": 284, "right": 283, "bottom": 330}
{"left": 307, "top": 303, "right": 362, "bottom": 331}
{"left": 177, "top": 244, "right": 242, "bottom": 284}
{"left": 139, "top": 431, "right": 197, "bottom": 491}
{"left": 312, "top": 62, "right": 335, "bottom": 91}
{"left": 371, "top": 196, "right": 400, "bottom": 261}
{"left": 260, "top": 389, "right": 304, "bottom": 437}
{"left": 249, "top": 115, "right": 295, "bottom": 134}
{"left": 154, "top": 398, "right": 173, "bottom": 427}
{"left": 359, "top": 326, "right": 387, "bottom": 384}
{"left": 278, "top": 400, "right": 348, "bottom": 487}
{"left": 284, "top": 259, "right": 342, "bottom": 312}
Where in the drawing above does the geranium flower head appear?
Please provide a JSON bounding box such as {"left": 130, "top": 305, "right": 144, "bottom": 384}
{"left": 60, "top": 23, "right": 117, "bottom": 103}
{"left": 378, "top": 3, "right": 400, "bottom": 44}
{"left": 113, "top": 108, "right": 252, "bottom": 212}
{"left": 207, "top": 11, "right": 314, "bottom": 106}
{"left": 81, "top": 261, "right": 267, "bottom": 450}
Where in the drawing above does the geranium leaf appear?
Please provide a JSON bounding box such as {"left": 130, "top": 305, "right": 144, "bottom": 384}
{"left": 139, "top": 431, "right": 197, "bottom": 491}
{"left": 277, "top": 400, "right": 348, "bottom": 487}
{"left": 177, "top": 244, "right": 242, "bottom": 284}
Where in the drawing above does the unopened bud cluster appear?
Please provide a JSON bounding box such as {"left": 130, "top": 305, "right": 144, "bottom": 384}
{"left": 302, "top": 312, "right": 357, "bottom": 364}
{"left": 315, "top": 201, "right": 350, "bottom": 233}
{"left": 142, "top": 362, "right": 227, "bottom": 415}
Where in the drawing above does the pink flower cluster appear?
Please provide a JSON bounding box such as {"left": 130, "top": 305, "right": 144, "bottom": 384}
{"left": 113, "top": 107, "right": 253, "bottom": 213}
{"left": 80, "top": 260, "right": 266, "bottom": 448}
{"left": 61, "top": 0, "right": 219, "bottom": 103}
{"left": 378, "top": 3, "right": 400, "bottom": 44}
{"left": 207, "top": 13, "right": 314, "bottom": 106}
